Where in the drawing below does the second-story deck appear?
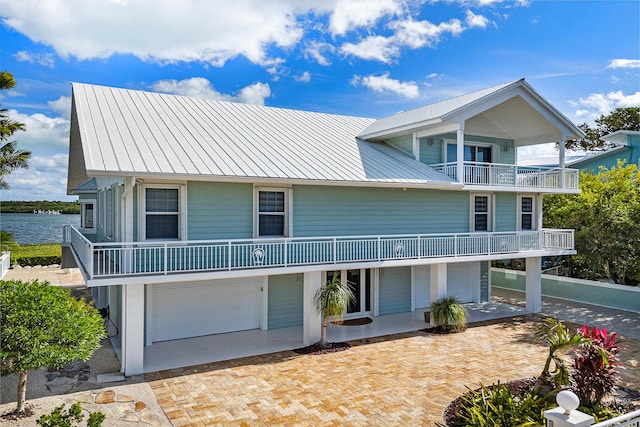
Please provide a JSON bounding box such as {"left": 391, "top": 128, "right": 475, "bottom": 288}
{"left": 430, "top": 162, "right": 579, "bottom": 191}
{"left": 64, "top": 226, "right": 575, "bottom": 285}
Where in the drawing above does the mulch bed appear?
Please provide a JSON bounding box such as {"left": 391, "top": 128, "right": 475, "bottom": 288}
{"left": 332, "top": 317, "right": 373, "bottom": 326}
{"left": 1, "top": 404, "right": 35, "bottom": 421}
{"left": 293, "top": 342, "right": 351, "bottom": 355}
{"left": 421, "top": 325, "right": 467, "bottom": 334}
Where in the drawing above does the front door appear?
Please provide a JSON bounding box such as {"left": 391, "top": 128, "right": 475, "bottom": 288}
{"left": 327, "top": 269, "right": 371, "bottom": 318}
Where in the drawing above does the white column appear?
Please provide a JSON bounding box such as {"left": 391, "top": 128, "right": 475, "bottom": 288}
{"left": 412, "top": 132, "right": 420, "bottom": 161}
{"left": 303, "top": 271, "right": 322, "bottom": 345}
{"left": 429, "top": 263, "right": 448, "bottom": 303}
{"left": 536, "top": 194, "right": 543, "bottom": 231}
{"left": 525, "top": 257, "right": 542, "bottom": 313}
{"left": 456, "top": 124, "right": 465, "bottom": 183}
{"left": 559, "top": 133, "right": 566, "bottom": 188}
{"left": 122, "top": 282, "right": 145, "bottom": 376}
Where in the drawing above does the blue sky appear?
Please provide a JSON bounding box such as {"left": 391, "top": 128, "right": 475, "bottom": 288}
{"left": 0, "top": 0, "right": 638, "bottom": 201}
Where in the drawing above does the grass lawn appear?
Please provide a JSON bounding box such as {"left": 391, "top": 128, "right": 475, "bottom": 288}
{"left": 6, "top": 243, "right": 61, "bottom": 266}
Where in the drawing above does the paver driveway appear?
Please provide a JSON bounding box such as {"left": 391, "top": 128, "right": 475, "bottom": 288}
{"left": 146, "top": 314, "right": 640, "bottom": 426}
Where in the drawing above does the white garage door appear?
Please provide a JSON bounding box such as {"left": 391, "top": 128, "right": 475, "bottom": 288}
{"left": 151, "top": 278, "right": 261, "bottom": 342}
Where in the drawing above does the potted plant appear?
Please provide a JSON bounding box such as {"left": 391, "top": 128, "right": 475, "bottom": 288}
{"left": 428, "top": 296, "right": 467, "bottom": 333}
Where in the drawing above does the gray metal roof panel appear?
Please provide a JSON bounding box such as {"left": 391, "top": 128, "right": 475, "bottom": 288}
{"left": 358, "top": 80, "right": 519, "bottom": 138}
{"left": 71, "top": 83, "right": 454, "bottom": 186}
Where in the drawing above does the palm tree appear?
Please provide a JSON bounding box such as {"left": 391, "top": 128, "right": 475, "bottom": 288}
{"left": 533, "top": 317, "right": 589, "bottom": 396}
{"left": 0, "top": 71, "right": 29, "bottom": 190}
{"left": 0, "top": 142, "right": 31, "bottom": 190}
{"left": 313, "top": 272, "right": 355, "bottom": 348}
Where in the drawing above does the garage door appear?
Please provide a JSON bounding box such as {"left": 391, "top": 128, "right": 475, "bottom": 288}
{"left": 151, "top": 278, "right": 261, "bottom": 342}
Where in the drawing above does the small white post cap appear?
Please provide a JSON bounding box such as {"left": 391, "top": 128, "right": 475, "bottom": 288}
{"left": 557, "top": 390, "right": 580, "bottom": 415}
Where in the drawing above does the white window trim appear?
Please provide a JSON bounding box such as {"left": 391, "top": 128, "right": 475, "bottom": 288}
{"left": 517, "top": 194, "right": 537, "bottom": 231}
{"left": 139, "top": 183, "right": 187, "bottom": 241}
{"left": 79, "top": 199, "right": 97, "bottom": 234}
{"left": 253, "top": 186, "right": 292, "bottom": 238}
{"left": 470, "top": 193, "right": 493, "bottom": 232}
{"left": 443, "top": 139, "right": 499, "bottom": 164}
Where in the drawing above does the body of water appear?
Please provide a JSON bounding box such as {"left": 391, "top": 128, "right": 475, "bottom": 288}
{"left": 0, "top": 213, "right": 80, "bottom": 244}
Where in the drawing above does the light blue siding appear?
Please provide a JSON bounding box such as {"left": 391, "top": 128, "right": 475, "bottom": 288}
{"left": 187, "top": 181, "right": 253, "bottom": 240}
{"left": 494, "top": 193, "right": 516, "bottom": 232}
{"left": 386, "top": 134, "right": 413, "bottom": 155}
{"left": 573, "top": 148, "right": 634, "bottom": 173}
{"left": 379, "top": 267, "right": 411, "bottom": 315}
{"left": 293, "top": 186, "right": 469, "bottom": 237}
{"left": 418, "top": 133, "right": 515, "bottom": 166}
{"left": 480, "top": 261, "right": 489, "bottom": 302}
{"left": 268, "top": 274, "right": 303, "bottom": 329}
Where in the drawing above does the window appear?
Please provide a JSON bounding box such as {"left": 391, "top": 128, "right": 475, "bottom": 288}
{"left": 518, "top": 195, "right": 536, "bottom": 231}
{"left": 446, "top": 143, "right": 494, "bottom": 163}
{"left": 471, "top": 194, "right": 492, "bottom": 232}
{"left": 143, "top": 187, "right": 181, "bottom": 240}
{"left": 256, "top": 188, "right": 289, "bottom": 237}
{"left": 80, "top": 200, "right": 96, "bottom": 234}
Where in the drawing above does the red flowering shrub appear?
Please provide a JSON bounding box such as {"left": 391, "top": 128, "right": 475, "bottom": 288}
{"left": 571, "top": 325, "right": 621, "bottom": 407}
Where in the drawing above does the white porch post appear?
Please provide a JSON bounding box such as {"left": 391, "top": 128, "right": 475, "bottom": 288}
{"left": 536, "top": 194, "right": 543, "bottom": 231}
{"left": 303, "top": 271, "right": 322, "bottom": 345}
{"left": 559, "top": 133, "right": 566, "bottom": 188}
{"left": 122, "top": 282, "right": 145, "bottom": 376}
{"left": 412, "top": 132, "right": 420, "bottom": 161}
{"left": 429, "top": 263, "right": 448, "bottom": 302}
{"left": 525, "top": 257, "right": 542, "bottom": 313}
{"left": 456, "top": 123, "right": 465, "bottom": 183}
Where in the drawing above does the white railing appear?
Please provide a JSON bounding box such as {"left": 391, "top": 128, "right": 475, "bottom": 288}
{"left": 63, "top": 226, "right": 575, "bottom": 281}
{"left": 430, "top": 162, "right": 579, "bottom": 190}
{"left": 592, "top": 409, "right": 640, "bottom": 427}
{"left": 0, "top": 252, "right": 10, "bottom": 279}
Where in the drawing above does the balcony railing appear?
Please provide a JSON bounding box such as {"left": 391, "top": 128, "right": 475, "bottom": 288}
{"left": 430, "top": 162, "right": 579, "bottom": 190}
{"left": 64, "top": 226, "right": 575, "bottom": 281}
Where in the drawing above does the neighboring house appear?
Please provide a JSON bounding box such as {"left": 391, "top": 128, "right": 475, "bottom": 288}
{"left": 64, "top": 78, "right": 582, "bottom": 375}
{"left": 520, "top": 130, "right": 640, "bottom": 173}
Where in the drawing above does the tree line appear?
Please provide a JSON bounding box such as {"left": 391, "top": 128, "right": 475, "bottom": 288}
{"left": 1, "top": 200, "right": 80, "bottom": 214}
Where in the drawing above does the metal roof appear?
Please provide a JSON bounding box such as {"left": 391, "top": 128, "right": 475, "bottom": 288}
{"left": 70, "top": 83, "right": 459, "bottom": 189}
{"left": 358, "top": 80, "right": 518, "bottom": 138}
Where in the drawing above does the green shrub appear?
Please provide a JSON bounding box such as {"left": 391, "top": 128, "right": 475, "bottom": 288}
{"left": 428, "top": 296, "right": 467, "bottom": 332}
{"left": 9, "top": 243, "right": 61, "bottom": 266}
{"left": 457, "top": 383, "right": 551, "bottom": 427}
{"left": 37, "top": 402, "right": 105, "bottom": 427}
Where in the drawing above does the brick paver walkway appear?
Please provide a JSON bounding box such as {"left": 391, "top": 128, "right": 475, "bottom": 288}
{"left": 146, "top": 314, "right": 640, "bottom": 426}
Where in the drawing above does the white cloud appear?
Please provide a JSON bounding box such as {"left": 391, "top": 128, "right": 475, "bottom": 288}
{"left": 341, "top": 15, "right": 477, "bottom": 63}
{"left": 294, "top": 71, "right": 311, "bottom": 83}
{"left": 48, "top": 96, "right": 72, "bottom": 120}
{"left": 465, "top": 10, "right": 490, "bottom": 28}
{"left": 0, "top": 0, "right": 304, "bottom": 67}
{"left": 14, "top": 50, "right": 55, "bottom": 67}
{"left": 150, "top": 77, "right": 271, "bottom": 105}
{"left": 0, "top": 110, "right": 71, "bottom": 200}
{"left": 328, "top": 0, "right": 401, "bottom": 35}
{"left": 569, "top": 90, "right": 640, "bottom": 124}
{"left": 607, "top": 59, "right": 640, "bottom": 69}
{"left": 351, "top": 72, "right": 419, "bottom": 99}
{"left": 303, "top": 41, "right": 335, "bottom": 66}
{"left": 1, "top": 154, "right": 72, "bottom": 201}
{"left": 341, "top": 36, "right": 399, "bottom": 63}
{"left": 4, "top": 109, "right": 70, "bottom": 154}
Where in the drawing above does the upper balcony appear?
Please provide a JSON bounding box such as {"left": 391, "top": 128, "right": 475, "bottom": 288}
{"left": 430, "top": 162, "right": 580, "bottom": 192}
{"left": 64, "top": 225, "right": 575, "bottom": 285}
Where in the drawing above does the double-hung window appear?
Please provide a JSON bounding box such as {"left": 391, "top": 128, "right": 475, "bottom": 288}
{"left": 143, "top": 187, "right": 181, "bottom": 240}
{"left": 256, "top": 188, "right": 289, "bottom": 237}
{"left": 518, "top": 195, "right": 536, "bottom": 231}
{"left": 471, "top": 194, "right": 492, "bottom": 232}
